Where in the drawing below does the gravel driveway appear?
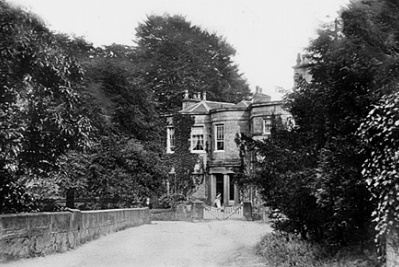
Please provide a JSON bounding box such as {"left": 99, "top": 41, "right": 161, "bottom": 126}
{"left": 4, "top": 220, "right": 272, "bottom": 267}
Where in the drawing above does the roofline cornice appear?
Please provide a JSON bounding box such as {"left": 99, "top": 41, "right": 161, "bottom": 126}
{"left": 248, "top": 100, "right": 284, "bottom": 109}
{"left": 208, "top": 106, "right": 248, "bottom": 114}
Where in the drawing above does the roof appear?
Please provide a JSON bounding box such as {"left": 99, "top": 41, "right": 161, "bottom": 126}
{"left": 178, "top": 92, "right": 276, "bottom": 115}
{"left": 180, "top": 100, "right": 236, "bottom": 114}
{"left": 235, "top": 100, "right": 252, "bottom": 108}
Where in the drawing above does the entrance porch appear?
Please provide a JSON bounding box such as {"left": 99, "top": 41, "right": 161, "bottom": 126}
{"left": 207, "top": 167, "right": 239, "bottom": 207}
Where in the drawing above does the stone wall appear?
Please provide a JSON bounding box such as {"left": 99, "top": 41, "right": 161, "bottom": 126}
{"left": 150, "top": 203, "right": 195, "bottom": 221}
{"left": 0, "top": 208, "right": 150, "bottom": 262}
{"left": 150, "top": 201, "right": 207, "bottom": 221}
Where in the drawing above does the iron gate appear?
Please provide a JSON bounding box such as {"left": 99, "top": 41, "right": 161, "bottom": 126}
{"left": 203, "top": 203, "right": 243, "bottom": 220}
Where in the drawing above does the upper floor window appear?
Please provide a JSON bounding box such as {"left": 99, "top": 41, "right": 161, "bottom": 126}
{"left": 167, "top": 127, "right": 175, "bottom": 153}
{"left": 263, "top": 118, "right": 272, "bottom": 136}
{"left": 215, "top": 124, "right": 224, "bottom": 151}
{"left": 191, "top": 126, "right": 204, "bottom": 152}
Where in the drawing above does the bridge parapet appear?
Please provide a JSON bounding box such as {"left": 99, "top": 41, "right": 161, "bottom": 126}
{"left": 0, "top": 208, "right": 150, "bottom": 262}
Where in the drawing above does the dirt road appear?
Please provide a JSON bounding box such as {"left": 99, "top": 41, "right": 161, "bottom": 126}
{"left": 4, "top": 220, "right": 272, "bottom": 267}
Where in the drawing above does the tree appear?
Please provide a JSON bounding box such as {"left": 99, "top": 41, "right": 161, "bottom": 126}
{"left": 54, "top": 42, "right": 168, "bottom": 209}
{"left": 329, "top": 0, "right": 399, "bottom": 251}
{"left": 235, "top": 116, "right": 323, "bottom": 240}
{"left": 83, "top": 44, "right": 161, "bottom": 140}
{"left": 282, "top": 0, "right": 399, "bottom": 244}
{"left": 83, "top": 136, "right": 167, "bottom": 209}
{"left": 359, "top": 92, "right": 399, "bottom": 254}
{"left": 0, "top": 1, "right": 91, "bottom": 212}
{"left": 235, "top": 0, "right": 399, "bottom": 245}
{"left": 134, "top": 14, "right": 251, "bottom": 113}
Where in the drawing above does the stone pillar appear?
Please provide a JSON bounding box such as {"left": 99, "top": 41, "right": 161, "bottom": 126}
{"left": 223, "top": 174, "right": 229, "bottom": 207}
{"left": 192, "top": 200, "right": 204, "bottom": 220}
{"left": 234, "top": 184, "right": 239, "bottom": 205}
{"left": 67, "top": 208, "right": 82, "bottom": 248}
{"left": 243, "top": 202, "right": 253, "bottom": 221}
{"left": 210, "top": 174, "right": 216, "bottom": 205}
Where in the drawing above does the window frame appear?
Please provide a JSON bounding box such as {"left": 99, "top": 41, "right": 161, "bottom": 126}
{"left": 215, "top": 124, "right": 225, "bottom": 151}
{"left": 191, "top": 126, "right": 205, "bottom": 153}
{"left": 166, "top": 127, "right": 175, "bottom": 153}
{"left": 263, "top": 117, "right": 272, "bottom": 135}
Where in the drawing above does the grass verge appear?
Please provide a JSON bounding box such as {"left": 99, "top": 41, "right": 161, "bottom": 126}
{"left": 256, "top": 231, "right": 378, "bottom": 267}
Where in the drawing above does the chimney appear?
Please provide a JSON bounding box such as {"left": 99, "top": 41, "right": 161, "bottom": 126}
{"left": 296, "top": 53, "right": 301, "bottom": 66}
{"left": 202, "top": 91, "right": 207, "bottom": 101}
{"left": 182, "top": 90, "right": 200, "bottom": 110}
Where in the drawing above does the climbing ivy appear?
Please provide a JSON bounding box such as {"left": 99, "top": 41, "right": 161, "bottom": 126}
{"left": 166, "top": 114, "right": 198, "bottom": 198}
{"left": 359, "top": 91, "right": 399, "bottom": 256}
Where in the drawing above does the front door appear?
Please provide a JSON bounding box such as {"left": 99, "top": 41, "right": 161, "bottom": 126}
{"left": 215, "top": 174, "right": 224, "bottom": 207}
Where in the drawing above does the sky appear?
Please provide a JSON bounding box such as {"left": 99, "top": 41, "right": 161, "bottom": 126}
{"left": 9, "top": 0, "right": 350, "bottom": 100}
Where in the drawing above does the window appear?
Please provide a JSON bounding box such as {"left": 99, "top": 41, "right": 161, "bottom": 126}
{"left": 215, "top": 124, "right": 224, "bottom": 151}
{"left": 191, "top": 126, "right": 204, "bottom": 152}
{"left": 286, "top": 116, "right": 295, "bottom": 131}
{"left": 263, "top": 118, "right": 272, "bottom": 135}
{"left": 167, "top": 127, "right": 175, "bottom": 153}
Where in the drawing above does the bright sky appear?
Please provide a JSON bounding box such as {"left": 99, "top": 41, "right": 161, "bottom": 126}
{"left": 9, "top": 0, "right": 350, "bottom": 100}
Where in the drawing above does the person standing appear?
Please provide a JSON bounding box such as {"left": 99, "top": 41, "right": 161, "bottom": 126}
{"left": 214, "top": 193, "right": 222, "bottom": 209}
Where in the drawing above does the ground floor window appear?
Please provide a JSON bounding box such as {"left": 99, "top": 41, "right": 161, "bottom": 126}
{"left": 191, "top": 126, "right": 204, "bottom": 151}
{"left": 167, "top": 127, "right": 175, "bottom": 153}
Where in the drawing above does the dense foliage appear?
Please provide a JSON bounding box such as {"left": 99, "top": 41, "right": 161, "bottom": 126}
{"left": 0, "top": 1, "right": 91, "bottom": 213}
{"left": 50, "top": 42, "right": 168, "bottom": 209}
{"left": 236, "top": 120, "right": 327, "bottom": 241}
{"left": 236, "top": 0, "right": 399, "bottom": 248}
{"left": 134, "top": 14, "right": 251, "bottom": 113}
{"left": 359, "top": 92, "right": 399, "bottom": 253}
{"left": 348, "top": 0, "right": 399, "bottom": 259}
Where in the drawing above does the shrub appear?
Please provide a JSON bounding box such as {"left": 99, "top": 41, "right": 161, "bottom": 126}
{"left": 256, "top": 232, "right": 378, "bottom": 267}
{"left": 158, "top": 193, "right": 186, "bottom": 209}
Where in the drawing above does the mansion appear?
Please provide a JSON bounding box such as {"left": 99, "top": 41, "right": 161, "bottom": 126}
{"left": 165, "top": 88, "right": 292, "bottom": 207}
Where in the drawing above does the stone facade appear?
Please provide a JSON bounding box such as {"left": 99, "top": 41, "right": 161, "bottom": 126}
{"left": 166, "top": 88, "right": 291, "bottom": 207}
{"left": 0, "top": 208, "right": 150, "bottom": 262}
